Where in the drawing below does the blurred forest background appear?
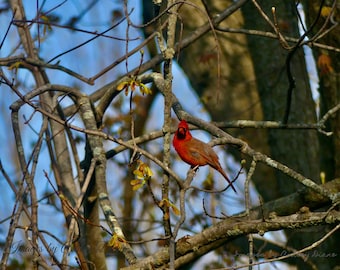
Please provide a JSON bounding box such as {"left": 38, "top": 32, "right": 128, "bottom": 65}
{"left": 0, "top": 0, "right": 339, "bottom": 269}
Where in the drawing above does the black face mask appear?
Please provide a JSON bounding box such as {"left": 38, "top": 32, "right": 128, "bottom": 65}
{"left": 176, "top": 127, "right": 187, "bottom": 139}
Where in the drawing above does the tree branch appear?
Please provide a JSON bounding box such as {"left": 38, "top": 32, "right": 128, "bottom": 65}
{"left": 121, "top": 209, "right": 340, "bottom": 269}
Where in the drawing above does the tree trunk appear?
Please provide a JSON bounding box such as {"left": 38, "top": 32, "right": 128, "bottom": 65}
{"left": 242, "top": 1, "right": 335, "bottom": 269}
{"left": 302, "top": 1, "right": 340, "bottom": 269}
{"left": 303, "top": 0, "right": 340, "bottom": 185}
{"left": 176, "top": 0, "right": 276, "bottom": 198}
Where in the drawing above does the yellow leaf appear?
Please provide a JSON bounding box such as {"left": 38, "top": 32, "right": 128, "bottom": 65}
{"left": 132, "top": 183, "right": 144, "bottom": 190}
{"left": 320, "top": 171, "right": 326, "bottom": 185}
{"left": 321, "top": 6, "right": 332, "bottom": 18}
{"left": 140, "top": 163, "right": 153, "bottom": 178}
{"left": 117, "top": 79, "right": 152, "bottom": 96}
{"left": 8, "top": 61, "right": 23, "bottom": 70}
{"left": 134, "top": 160, "right": 153, "bottom": 179}
{"left": 130, "top": 178, "right": 145, "bottom": 190}
{"left": 131, "top": 81, "right": 136, "bottom": 91}
{"left": 159, "top": 199, "right": 165, "bottom": 208}
{"left": 117, "top": 81, "right": 128, "bottom": 91}
{"left": 108, "top": 233, "right": 126, "bottom": 251}
{"left": 139, "top": 83, "right": 152, "bottom": 95}
{"left": 171, "top": 205, "right": 180, "bottom": 216}
{"left": 108, "top": 235, "right": 120, "bottom": 250}
{"left": 133, "top": 169, "right": 144, "bottom": 179}
{"left": 130, "top": 179, "right": 142, "bottom": 185}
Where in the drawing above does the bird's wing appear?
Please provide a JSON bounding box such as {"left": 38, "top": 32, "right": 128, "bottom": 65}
{"left": 186, "top": 139, "right": 219, "bottom": 166}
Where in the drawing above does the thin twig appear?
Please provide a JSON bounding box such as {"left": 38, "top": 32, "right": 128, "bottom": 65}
{"left": 245, "top": 159, "right": 257, "bottom": 269}
{"left": 231, "top": 223, "right": 340, "bottom": 269}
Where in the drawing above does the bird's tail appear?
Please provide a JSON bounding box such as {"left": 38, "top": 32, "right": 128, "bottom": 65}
{"left": 218, "top": 167, "right": 237, "bottom": 193}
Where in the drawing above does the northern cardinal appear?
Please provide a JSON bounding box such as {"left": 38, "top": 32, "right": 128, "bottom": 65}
{"left": 173, "top": 120, "right": 236, "bottom": 193}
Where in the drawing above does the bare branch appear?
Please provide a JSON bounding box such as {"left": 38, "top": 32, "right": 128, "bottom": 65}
{"left": 122, "top": 210, "right": 340, "bottom": 269}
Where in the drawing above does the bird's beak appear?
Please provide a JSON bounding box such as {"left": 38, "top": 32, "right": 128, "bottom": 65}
{"left": 177, "top": 127, "right": 186, "bottom": 139}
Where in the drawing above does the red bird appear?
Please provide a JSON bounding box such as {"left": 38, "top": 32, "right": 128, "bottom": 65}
{"left": 173, "top": 120, "right": 236, "bottom": 193}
